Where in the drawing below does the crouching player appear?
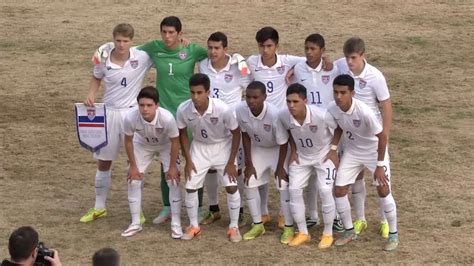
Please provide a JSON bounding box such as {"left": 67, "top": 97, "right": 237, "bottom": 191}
{"left": 177, "top": 73, "right": 242, "bottom": 242}
{"left": 235, "top": 81, "right": 293, "bottom": 243}
{"left": 122, "top": 86, "right": 183, "bottom": 238}
{"left": 280, "top": 83, "right": 338, "bottom": 248}
{"left": 328, "top": 74, "right": 398, "bottom": 251}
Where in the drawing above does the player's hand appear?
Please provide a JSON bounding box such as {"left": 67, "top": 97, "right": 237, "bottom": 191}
{"left": 181, "top": 38, "right": 191, "bottom": 47}
{"left": 285, "top": 68, "right": 295, "bottom": 85}
{"left": 45, "top": 249, "right": 62, "bottom": 266}
{"left": 167, "top": 165, "right": 180, "bottom": 185}
{"left": 224, "top": 163, "right": 238, "bottom": 183}
{"left": 243, "top": 164, "right": 257, "bottom": 186}
{"left": 289, "top": 151, "right": 299, "bottom": 165}
{"left": 322, "top": 54, "right": 334, "bottom": 71}
{"left": 84, "top": 94, "right": 95, "bottom": 107}
{"left": 275, "top": 166, "right": 289, "bottom": 188}
{"left": 374, "top": 166, "right": 389, "bottom": 187}
{"left": 185, "top": 161, "right": 197, "bottom": 181}
{"left": 128, "top": 165, "right": 144, "bottom": 181}
{"left": 324, "top": 149, "right": 340, "bottom": 168}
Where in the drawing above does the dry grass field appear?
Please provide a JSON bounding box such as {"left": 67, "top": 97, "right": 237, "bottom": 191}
{"left": 0, "top": 0, "right": 473, "bottom": 264}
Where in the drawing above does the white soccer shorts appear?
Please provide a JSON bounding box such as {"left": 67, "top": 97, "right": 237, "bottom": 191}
{"left": 288, "top": 155, "right": 336, "bottom": 190}
{"left": 132, "top": 142, "right": 176, "bottom": 174}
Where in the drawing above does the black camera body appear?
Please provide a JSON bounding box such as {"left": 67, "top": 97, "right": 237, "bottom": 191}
{"left": 34, "top": 242, "right": 54, "bottom": 266}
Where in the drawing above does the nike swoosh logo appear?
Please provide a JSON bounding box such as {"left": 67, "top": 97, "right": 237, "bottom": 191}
{"left": 188, "top": 118, "right": 195, "bottom": 121}
{"left": 254, "top": 69, "right": 261, "bottom": 72}
{"left": 172, "top": 200, "right": 181, "bottom": 203}
{"left": 230, "top": 207, "right": 240, "bottom": 210}
{"left": 326, "top": 182, "right": 332, "bottom": 185}
{"left": 301, "top": 79, "right": 307, "bottom": 82}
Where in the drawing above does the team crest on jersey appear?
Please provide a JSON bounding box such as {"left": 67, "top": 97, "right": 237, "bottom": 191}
{"left": 359, "top": 80, "right": 367, "bottom": 89}
{"left": 179, "top": 51, "right": 187, "bottom": 60}
{"left": 130, "top": 60, "right": 139, "bottom": 69}
{"left": 210, "top": 117, "right": 219, "bottom": 125}
{"left": 309, "top": 125, "right": 318, "bottom": 133}
{"left": 322, "top": 75, "right": 330, "bottom": 84}
{"left": 224, "top": 74, "right": 233, "bottom": 83}
{"left": 277, "top": 66, "right": 285, "bottom": 74}
{"left": 87, "top": 108, "right": 96, "bottom": 121}
{"left": 263, "top": 124, "right": 272, "bottom": 132}
{"left": 353, "top": 119, "right": 361, "bottom": 128}
{"left": 156, "top": 127, "right": 164, "bottom": 134}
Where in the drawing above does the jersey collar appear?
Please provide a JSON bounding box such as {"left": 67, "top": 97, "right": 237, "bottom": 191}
{"left": 191, "top": 97, "right": 213, "bottom": 116}
{"left": 140, "top": 108, "right": 160, "bottom": 126}
{"left": 105, "top": 48, "right": 136, "bottom": 69}
{"left": 341, "top": 99, "right": 356, "bottom": 115}
{"left": 257, "top": 53, "right": 282, "bottom": 69}
{"left": 305, "top": 59, "right": 323, "bottom": 72}
{"left": 207, "top": 55, "right": 232, "bottom": 73}
{"left": 248, "top": 101, "right": 268, "bottom": 121}
{"left": 349, "top": 59, "right": 368, "bottom": 79}
{"left": 290, "top": 105, "right": 311, "bottom": 126}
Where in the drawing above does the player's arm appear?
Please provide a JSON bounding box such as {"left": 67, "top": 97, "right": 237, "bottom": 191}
{"left": 84, "top": 76, "right": 101, "bottom": 107}
{"left": 124, "top": 134, "right": 142, "bottom": 180}
{"left": 179, "top": 128, "right": 196, "bottom": 180}
{"left": 167, "top": 136, "right": 180, "bottom": 184}
{"left": 224, "top": 127, "right": 241, "bottom": 181}
{"left": 242, "top": 132, "right": 256, "bottom": 185}
{"left": 380, "top": 98, "right": 392, "bottom": 138}
{"left": 325, "top": 126, "right": 342, "bottom": 168}
{"left": 275, "top": 142, "right": 289, "bottom": 187}
{"left": 375, "top": 130, "right": 389, "bottom": 187}
{"left": 288, "top": 132, "right": 299, "bottom": 165}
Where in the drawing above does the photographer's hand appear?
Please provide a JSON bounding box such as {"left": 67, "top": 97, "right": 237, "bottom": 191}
{"left": 45, "top": 249, "right": 62, "bottom": 266}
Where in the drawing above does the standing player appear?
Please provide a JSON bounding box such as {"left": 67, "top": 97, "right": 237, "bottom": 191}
{"left": 199, "top": 32, "right": 250, "bottom": 225}
{"left": 121, "top": 86, "right": 183, "bottom": 238}
{"left": 334, "top": 37, "right": 393, "bottom": 238}
{"left": 177, "top": 74, "right": 242, "bottom": 242}
{"left": 139, "top": 16, "right": 209, "bottom": 224}
{"left": 80, "top": 23, "right": 153, "bottom": 223}
{"left": 328, "top": 74, "right": 398, "bottom": 251}
{"left": 235, "top": 81, "right": 294, "bottom": 244}
{"left": 279, "top": 83, "right": 338, "bottom": 248}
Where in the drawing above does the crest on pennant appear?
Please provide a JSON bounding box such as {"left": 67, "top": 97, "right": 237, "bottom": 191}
{"left": 87, "top": 108, "right": 96, "bottom": 121}
{"left": 277, "top": 66, "right": 285, "bottom": 74}
{"left": 156, "top": 127, "right": 164, "bottom": 134}
{"left": 353, "top": 119, "right": 361, "bottom": 128}
{"left": 179, "top": 51, "right": 187, "bottom": 60}
{"left": 322, "top": 75, "right": 330, "bottom": 84}
{"left": 263, "top": 124, "right": 272, "bottom": 132}
{"left": 224, "top": 74, "right": 233, "bottom": 83}
{"left": 210, "top": 117, "right": 219, "bottom": 125}
{"left": 309, "top": 125, "right": 318, "bottom": 133}
{"left": 130, "top": 60, "right": 139, "bottom": 69}
{"left": 359, "top": 80, "right": 367, "bottom": 89}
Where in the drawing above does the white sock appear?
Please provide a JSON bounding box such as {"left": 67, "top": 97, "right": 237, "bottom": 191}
{"left": 307, "top": 175, "right": 319, "bottom": 220}
{"left": 336, "top": 195, "right": 353, "bottom": 230}
{"left": 380, "top": 193, "right": 398, "bottom": 233}
{"left": 279, "top": 189, "right": 293, "bottom": 226}
{"left": 128, "top": 180, "right": 142, "bottom": 225}
{"left": 320, "top": 187, "right": 336, "bottom": 235}
{"left": 258, "top": 184, "right": 269, "bottom": 215}
{"left": 245, "top": 187, "right": 262, "bottom": 224}
{"left": 204, "top": 171, "right": 219, "bottom": 206}
{"left": 352, "top": 178, "right": 366, "bottom": 221}
{"left": 185, "top": 191, "right": 199, "bottom": 227}
{"left": 167, "top": 180, "right": 182, "bottom": 227}
{"left": 94, "top": 170, "right": 111, "bottom": 210}
{"left": 290, "top": 188, "right": 308, "bottom": 235}
{"left": 237, "top": 174, "right": 245, "bottom": 207}
{"left": 227, "top": 190, "right": 241, "bottom": 228}
{"left": 379, "top": 197, "right": 388, "bottom": 223}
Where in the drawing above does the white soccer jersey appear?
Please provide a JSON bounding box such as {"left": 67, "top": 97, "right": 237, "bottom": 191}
{"left": 199, "top": 56, "right": 251, "bottom": 109}
{"left": 334, "top": 58, "right": 390, "bottom": 118}
{"left": 327, "top": 98, "right": 383, "bottom": 157}
{"left": 279, "top": 105, "right": 336, "bottom": 162}
{"left": 123, "top": 107, "right": 179, "bottom": 146}
{"left": 93, "top": 47, "right": 153, "bottom": 109}
{"left": 235, "top": 101, "right": 288, "bottom": 148}
{"left": 247, "top": 54, "right": 305, "bottom": 108}
{"left": 293, "top": 60, "right": 339, "bottom": 109}
{"left": 176, "top": 97, "right": 238, "bottom": 144}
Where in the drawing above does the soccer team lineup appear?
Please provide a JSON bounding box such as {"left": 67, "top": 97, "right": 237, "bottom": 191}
{"left": 78, "top": 15, "right": 398, "bottom": 251}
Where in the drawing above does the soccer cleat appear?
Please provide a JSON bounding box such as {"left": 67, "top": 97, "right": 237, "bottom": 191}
{"left": 334, "top": 229, "right": 357, "bottom": 246}
{"left": 280, "top": 226, "right": 295, "bottom": 245}
{"left": 171, "top": 224, "right": 183, "bottom": 239}
{"left": 306, "top": 217, "right": 321, "bottom": 229}
{"left": 318, "top": 234, "right": 334, "bottom": 249}
{"left": 333, "top": 218, "right": 345, "bottom": 232}
{"left": 121, "top": 224, "right": 142, "bottom": 237}
{"left": 181, "top": 226, "right": 202, "bottom": 241}
{"left": 152, "top": 206, "right": 171, "bottom": 224}
{"left": 238, "top": 213, "right": 248, "bottom": 227}
{"left": 243, "top": 223, "right": 265, "bottom": 240}
{"left": 261, "top": 214, "right": 272, "bottom": 225}
{"left": 278, "top": 215, "right": 285, "bottom": 229}
{"left": 140, "top": 212, "right": 146, "bottom": 225}
{"left": 198, "top": 207, "right": 206, "bottom": 224}
{"left": 80, "top": 208, "right": 107, "bottom": 223}
{"left": 379, "top": 221, "right": 389, "bottom": 239}
{"left": 227, "top": 227, "right": 242, "bottom": 243}
{"left": 200, "top": 211, "right": 222, "bottom": 225}
{"left": 288, "top": 232, "right": 311, "bottom": 247}
{"left": 384, "top": 233, "right": 399, "bottom": 251}
{"left": 354, "top": 219, "right": 368, "bottom": 235}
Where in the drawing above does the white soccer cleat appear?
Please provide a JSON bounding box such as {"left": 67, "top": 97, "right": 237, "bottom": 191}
{"left": 171, "top": 224, "right": 184, "bottom": 239}
{"left": 121, "top": 224, "right": 143, "bottom": 237}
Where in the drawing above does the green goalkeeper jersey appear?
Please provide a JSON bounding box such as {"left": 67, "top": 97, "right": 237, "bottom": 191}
{"left": 139, "top": 41, "right": 207, "bottom": 116}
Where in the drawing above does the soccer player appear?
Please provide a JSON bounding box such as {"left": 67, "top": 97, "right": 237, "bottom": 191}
{"left": 121, "top": 86, "right": 183, "bottom": 238}
{"left": 279, "top": 83, "right": 338, "bottom": 248}
{"left": 235, "top": 81, "right": 294, "bottom": 243}
{"left": 334, "top": 37, "right": 393, "bottom": 238}
{"left": 80, "top": 23, "right": 153, "bottom": 223}
{"left": 328, "top": 74, "right": 398, "bottom": 251}
{"left": 177, "top": 73, "right": 242, "bottom": 242}
{"left": 198, "top": 32, "right": 250, "bottom": 225}
{"left": 139, "top": 16, "right": 209, "bottom": 224}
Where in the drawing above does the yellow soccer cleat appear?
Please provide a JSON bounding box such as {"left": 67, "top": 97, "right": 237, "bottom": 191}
{"left": 280, "top": 226, "right": 295, "bottom": 245}
{"left": 354, "top": 219, "right": 368, "bottom": 235}
{"left": 318, "top": 234, "right": 334, "bottom": 249}
{"left": 243, "top": 223, "right": 265, "bottom": 240}
{"left": 80, "top": 208, "right": 107, "bottom": 223}
{"left": 288, "top": 232, "right": 311, "bottom": 247}
{"left": 379, "top": 221, "right": 389, "bottom": 239}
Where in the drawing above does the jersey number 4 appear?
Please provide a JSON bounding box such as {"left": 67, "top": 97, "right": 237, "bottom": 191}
{"left": 121, "top": 77, "right": 127, "bottom": 87}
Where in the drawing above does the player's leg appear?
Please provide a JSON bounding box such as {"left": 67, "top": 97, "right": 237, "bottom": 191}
{"left": 153, "top": 169, "right": 171, "bottom": 224}
{"left": 315, "top": 160, "right": 337, "bottom": 249}
{"left": 352, "top": 171, "right": 368, "bottom": 235}
{"left": 276, "top": 177, "right": 294, "bottom": 244}
{"left": 236, "top": 146, "right": 247, "bottom": 227}
{"left": 306, "top": 171, "right": 320, "bottom": 228}
{"left": 201, "top": 169, "right": 221, "bottom": 225}
{"left": 224, "top": 183, "right": 242, "bottom": 243}
{"left": 288, "top": 161, "right": 312, "bottom": 247}
{"left": 258, "top": 183, "right": 271, "bottom": 224}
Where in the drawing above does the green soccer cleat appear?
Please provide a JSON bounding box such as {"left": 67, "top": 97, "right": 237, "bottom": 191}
{"left": 383, "top": 233, "right": 399, "bottom": 251}
{"left": 334, "top": 229, "right": 357, "bottom": 246}
{"left": 353, "top": 219, "right": 368, "bottom": 235}
{"left": 200, "top": 211, "right": 222, "bottom": 225}
{"left": 379, "top": 221, "right": 389, "bottom": 239}
{"left": 243, "top": 223, "right": 265, "bottom": 240}
{"left": 80, "top": 208, "right": 107, "bottom": 223}
{"left": 140, "top": 212, "right": 146, "bottom": 225}
{"left": 280, "top": 226, "right": 295, "bottom": 245}
{"left": 333, "top": 218, "right": 345, "bottom": 232}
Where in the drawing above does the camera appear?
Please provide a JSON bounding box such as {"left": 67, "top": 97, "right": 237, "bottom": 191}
{"left": 34, "top": 242, "right": 54, "bottom": 266}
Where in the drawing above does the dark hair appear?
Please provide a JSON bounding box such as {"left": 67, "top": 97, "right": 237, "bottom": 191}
{"left": 8, "top": 226, "right": 39, "bottom": 262}
{"left": 286, "top": 83, "right": 307, "bottom": 99}
{"left": 256, "top": 26, "right": 279, "bottom": 44}
{"left": 305, "top": 33, "right": 325, "bottom": 48}
{"left": 189, "top": 73, "right": 210, "bottom": 91}
{"left": 137, "top": 86, "right": 159, "bottom": 104}
{"left": 113, "top": 23, "right": 134, "bottom": 39}
{"left": 160, "top": 16, "right": 182, "bottom": 32}
{"left": 343, "top": 37, "right": 365, "bottom": 55}
{"left": 333, "top": 74, "right": 355, "bottom": 91}
{"left": 93, "top": 247, "right": 120, "bottom": 266}
{"left": 246, "top": 81, "right": 266, "bottom": 95}
{"left": 208, "top": 31, "right": 228, "bottom": 48}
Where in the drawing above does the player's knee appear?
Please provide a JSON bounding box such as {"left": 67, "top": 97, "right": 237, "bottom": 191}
{"left": 318, "top": 187, "right": 333, "bottom": 201}
{"left": 289, "top": 188, "right": 303, "bottom": 201}
{"left": 355, "top": 171, "right": 364, "bottom": 180}
{"left": 376, "top": 186, "right": 390, "bottom": 197}
{"left": 225, "top": 186, "right": 238, "bottom": 194}
{"left": 98, "top": 160, "right": 112, "bottom": 171}
{"left": 186, "top": 189, "right": 197, "bottom": 193}
{"left": 334, "top": 186, "right": 349, "bottom": 198}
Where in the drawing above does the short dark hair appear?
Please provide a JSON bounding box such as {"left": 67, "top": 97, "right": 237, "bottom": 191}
{"left": 137, "top": 86, "right": 159, "bottom": 104}
{"left": 160, "top": 16, "right": 182, "bottom": 32}
{"left": 113, "top": 23, "right": 134, "bottom": 39}
{"left": 246, "top": 81, "right": 266, "bottom": 95}
{"left": 305, "top": 33, "right": 325, "bottom": 48}
{"left": 208, "top": 32, "right": 228, "bottom": 48}
{"left": 189, "top": 73, "right": 210, "bottom": 91}
{"left": 333, "top": 74, "right": 355, "bottom": 91}
{"left": 8, "top": 226, "right": 39, "bottom": 262}
{"left": 286, "top": 83, "right": 307, "bottom": 100}
{"left": 93, "top": 247, "right": 120, "bottom": 266}
{"left": 256, "top": 26, "right": 279, "bottom": 44}
{"left": 343, "top": 37, "right": 365, "bottom": 55}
